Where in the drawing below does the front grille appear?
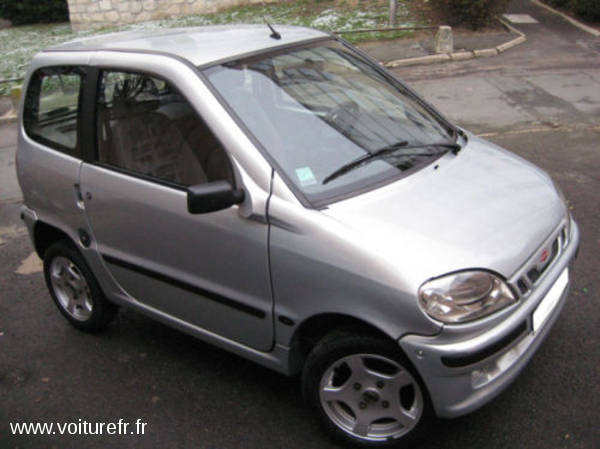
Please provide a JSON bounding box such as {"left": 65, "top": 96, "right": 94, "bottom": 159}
{"left": 526, "top": 238, "right": 559, "bottom": 284}
{"left": 517, "top": 279, "right": 529, "bottom": 295}
{"left": 513, "top": 222, "right": 569, "bottom": 298}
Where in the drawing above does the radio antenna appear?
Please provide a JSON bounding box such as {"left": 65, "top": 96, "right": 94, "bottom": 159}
{"left": 266, "top": 22, "right": 281, "bottom": 40}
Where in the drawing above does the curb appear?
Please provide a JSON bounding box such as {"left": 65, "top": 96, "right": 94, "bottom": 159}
{"left": 496, "top": 18, "right": 527, "bottom": 53}
{"left": 0, "top": 112, "right": 17, "bottom": 124}
{"left": 384, "top": 19, "right": 526, "bottom": 68}
{"left": 0, "top": 86, "right": 20, "bottom": 124}
{"left": 531, "top": 0, "right": 600, "bottom": 37}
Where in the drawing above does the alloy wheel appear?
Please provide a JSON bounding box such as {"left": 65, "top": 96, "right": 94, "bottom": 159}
{"left": 319, "top": 353, "right": 423, "bottom": 442}
{"left": 49, "top": 256, "right": 93, "bottom": 321}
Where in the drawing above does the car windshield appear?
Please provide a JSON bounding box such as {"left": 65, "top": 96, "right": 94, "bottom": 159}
{"left": 203, "top": 40, "right": 455, "bottom": 206}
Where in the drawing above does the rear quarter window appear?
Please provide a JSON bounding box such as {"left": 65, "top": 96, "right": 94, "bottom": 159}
{"left": 23, "top": 66, "right": 84, "bottom": 157}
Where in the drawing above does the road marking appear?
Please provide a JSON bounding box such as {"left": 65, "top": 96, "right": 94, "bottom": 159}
{"left": 0, "top": 225, "right": 27, "bottom": 246}
{"left": 503, "top": 14, "right": 539, "bottom": 24}
{"left": 15, "top": 252, "right": 42, "bottom": 275}
{"left": 478, "top": 122, "right": 600, "bottom": 138}
{"left": 479, "top": 127, "right": 563, "bottom": 137}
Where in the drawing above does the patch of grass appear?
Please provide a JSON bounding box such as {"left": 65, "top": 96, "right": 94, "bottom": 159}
{"left": 0, "top": 0, "right": 421, "bottom": 95}
{"left": 1, "top": 24, "right": 71, "bottom": 83}
{"left": 338, "top": 30, "right": 414, "bottom": 44}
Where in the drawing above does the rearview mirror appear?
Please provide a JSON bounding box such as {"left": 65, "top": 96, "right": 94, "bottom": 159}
{"left": 187, "top": 181, "right": 245, "bottom": 214}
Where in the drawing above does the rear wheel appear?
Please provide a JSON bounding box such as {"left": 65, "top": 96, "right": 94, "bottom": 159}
{"left": 43, "top": 241, "right": 117, "bottom": 332}
{"left": 302, "top": 332, "right": 432, "bottom": 448}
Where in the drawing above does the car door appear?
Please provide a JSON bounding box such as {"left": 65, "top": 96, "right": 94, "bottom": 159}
{"left": 19, "top": 65, "right": 89, "bottom": 246}
{"left": 79, "top": 69, "right": 273, "bottom": 351}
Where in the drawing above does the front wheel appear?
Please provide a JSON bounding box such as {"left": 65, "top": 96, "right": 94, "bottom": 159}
{"left": 302, "top": 332, "right": 432, "bottom": 448}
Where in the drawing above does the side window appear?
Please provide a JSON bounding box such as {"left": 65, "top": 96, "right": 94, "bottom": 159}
{"left": 96, "top": 70, "right": 233, "bottom": 187}
{"left": 24, "top": 67, "right": 83, "bottom": 156}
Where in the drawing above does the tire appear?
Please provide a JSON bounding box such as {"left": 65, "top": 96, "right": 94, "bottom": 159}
{"left": 43, "top": 240, "right": 118, "bottom": 332}
{"left": 302, "top": 331, "right": 433, "bottom": 448}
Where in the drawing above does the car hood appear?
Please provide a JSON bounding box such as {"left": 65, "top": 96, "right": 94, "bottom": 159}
{"left": 322, "top": 135, "right": 567, "bottom": 285}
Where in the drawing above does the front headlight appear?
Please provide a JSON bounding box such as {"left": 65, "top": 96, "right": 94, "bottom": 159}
{"left": 418, "top": 271, "right": 516, "bottom": 324}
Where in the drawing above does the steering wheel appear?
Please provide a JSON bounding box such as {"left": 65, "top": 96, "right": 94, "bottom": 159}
{"left": 325, "top": 100, "right": 360, "bottom": 130}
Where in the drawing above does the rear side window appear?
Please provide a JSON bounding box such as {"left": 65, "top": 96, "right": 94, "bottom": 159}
{"left": 96, "top": 70, "right": 233, "bottom": 187}
{"left": 23, "top": 66, "right": 83, "bottom": 156}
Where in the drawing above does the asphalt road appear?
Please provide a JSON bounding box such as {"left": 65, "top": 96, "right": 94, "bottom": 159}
{"left": 1, "top": 1, "right": 599, "bottom": 448}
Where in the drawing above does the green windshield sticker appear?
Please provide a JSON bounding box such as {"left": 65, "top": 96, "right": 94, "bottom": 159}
{"left": 295, "top": 166, "right": 317, "bottom": 186}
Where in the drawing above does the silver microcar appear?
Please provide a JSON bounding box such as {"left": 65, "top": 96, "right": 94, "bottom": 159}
{"left": 16, "top": 25, "right": 579, "bottom": 447}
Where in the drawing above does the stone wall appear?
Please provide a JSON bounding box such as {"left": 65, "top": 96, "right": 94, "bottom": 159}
{"left": 67, "top": 0, "right": 280, "bottom": 31}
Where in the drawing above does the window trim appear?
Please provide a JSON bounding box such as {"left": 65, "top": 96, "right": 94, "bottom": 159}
{"left": 200, "top": 38, "right": 459, "bottom": 208}
{"left": 23, "top": 65, "right": 86, "bottom": 157}
{"left": 38, "top": 43, "right": 460, "bottom": 209}
{"left": 92, "top": 161, "right": 189, "bottom": 192}
{"left": 87, "top": 67, "right": 238, "bottom": 191}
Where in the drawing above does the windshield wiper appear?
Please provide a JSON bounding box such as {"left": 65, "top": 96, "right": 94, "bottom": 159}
{"left": 322, "top": 141, "right": 461, "bottom": 185}
{"left": 322, "top": 141, "right": 408, "bottom": 185}
{"left": 406, "top": 142, "right": 462, "bottom": 154}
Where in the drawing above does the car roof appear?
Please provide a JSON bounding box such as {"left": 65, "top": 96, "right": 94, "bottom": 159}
{"left": 46, "top": 25, "right": 330, "bottom": 66}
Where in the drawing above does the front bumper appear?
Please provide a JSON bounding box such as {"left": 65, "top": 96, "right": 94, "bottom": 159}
{"left": 399, "top": 219, "right": 580, "bottom": 418}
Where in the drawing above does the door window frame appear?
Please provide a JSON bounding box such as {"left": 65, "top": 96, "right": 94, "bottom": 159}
{"left": 23, "top": 65, "right": 87, "bottom": 157}
{"left": 80, "top": 66, "right": 238, "bottom": 193}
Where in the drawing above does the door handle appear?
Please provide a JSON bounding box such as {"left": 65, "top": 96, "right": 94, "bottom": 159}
{"left": 73, "top": 184, "right": 85, "bottom": 210}
{"left": 74, "top": 183, "right": 83, "bottom": 201}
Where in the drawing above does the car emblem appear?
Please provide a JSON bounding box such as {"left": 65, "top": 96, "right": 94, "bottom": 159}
{"left": 540, "top": 249, "right": 549, "bottom": 264}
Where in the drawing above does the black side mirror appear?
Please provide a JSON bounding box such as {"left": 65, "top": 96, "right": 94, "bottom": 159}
{"left": 187, "top": 181, "right": 245, "bottom": 214}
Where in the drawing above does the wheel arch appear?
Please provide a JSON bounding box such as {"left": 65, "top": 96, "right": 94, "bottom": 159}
{"left": 33, "top": 221, "right": 76, "bottom": 258}
{"left": 287, "top": 313, "right": 398, "bottom": 375}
